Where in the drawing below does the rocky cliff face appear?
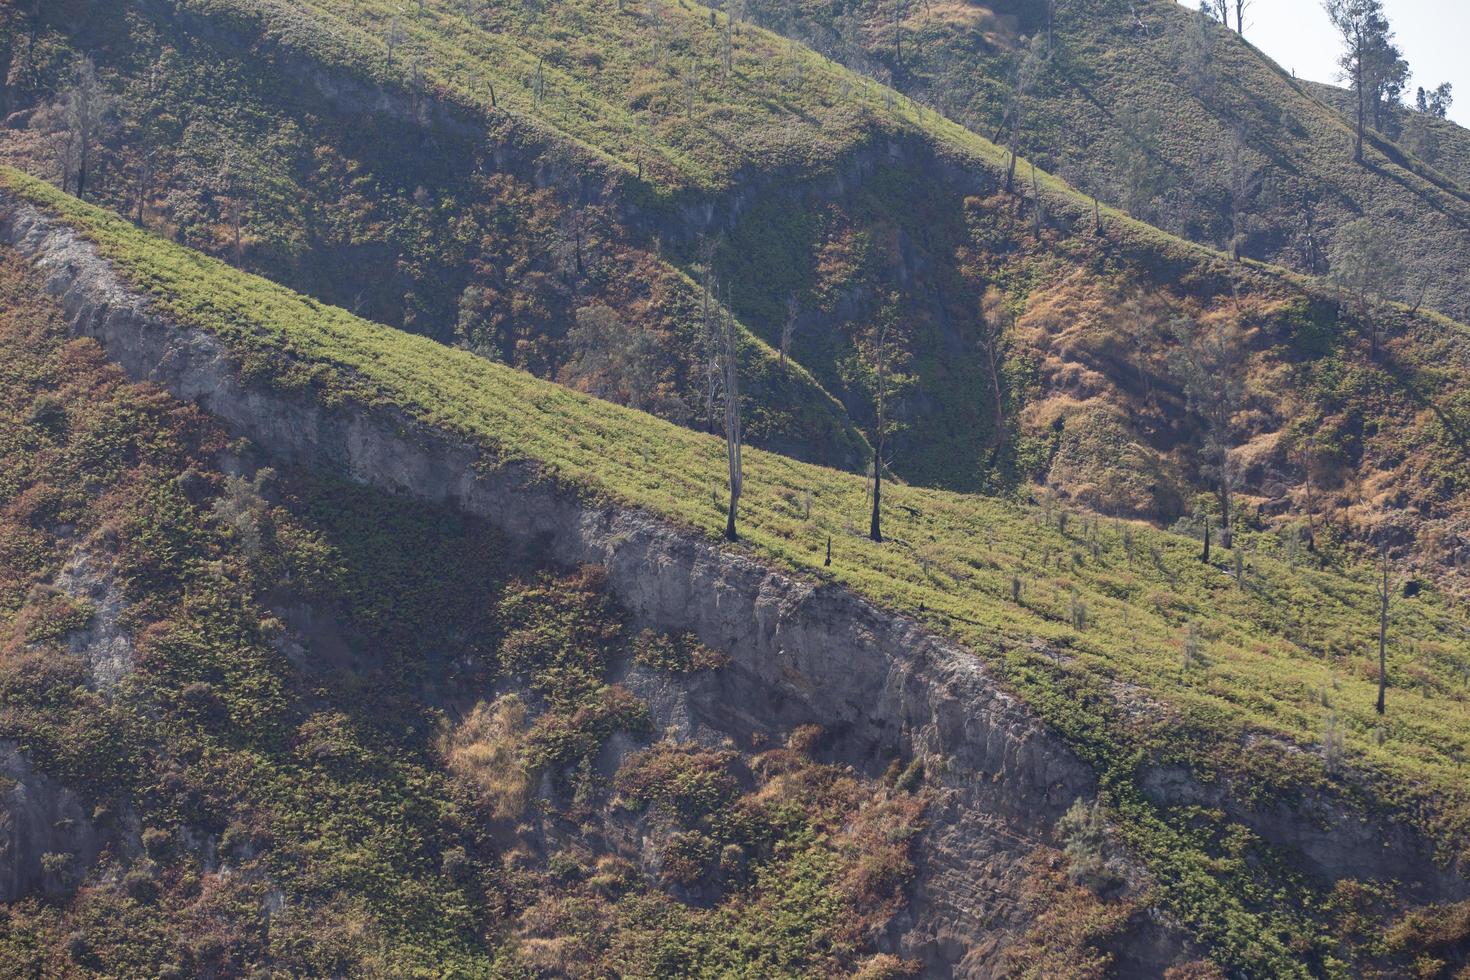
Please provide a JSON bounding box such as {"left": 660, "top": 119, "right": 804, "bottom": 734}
{"left": 0, "top": 742, "right": 102, "bottom": 903}
{"left": 0, "top": 194, "right": 1138, "bottom": 973}
{"left": 6, "top": 193, "right": 1464, "bottom": 972}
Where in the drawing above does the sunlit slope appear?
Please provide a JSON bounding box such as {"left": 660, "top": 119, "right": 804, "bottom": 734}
{"left": 740, "top": 0, "right": 1470, "bottom": 321}
{"left": 9, "top": 167, "right": 1468, "bottom": 853}
{"left": 198, "top": 0, "right": 1171, "bottom": 233}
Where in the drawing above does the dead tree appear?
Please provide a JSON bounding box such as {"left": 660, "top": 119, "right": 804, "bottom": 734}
{"left": 979, "top": 287, "right": 1009, "bottom": 446}
{"left": 869, "top": 321, "right": 891, "bottom": 543}
{"left": 1375, "top": 543, "right": 1397, "bottom": 715}
{"left": 698, "top": 239, "right": 722, "bottom": 434}
{"left": 719, "top": 297, "right": 743, "bottom": 541}
{"left": 1234, "top": 0, "right": 1251, "bottom": 35}
{"left": 387, "top": 17, "right": 406, "bottom": 66}
{"left": 1003, "top": 36, "right": 1047, "bottom": 194}
{"left": 1226, "top": 123, "right": 1261, "bottom": 262}
{"left": 56, "top": 56, "right": 112, "bottom": 200}
{"left": 1169, "top": 317, "right": 1244, "bottom": 549}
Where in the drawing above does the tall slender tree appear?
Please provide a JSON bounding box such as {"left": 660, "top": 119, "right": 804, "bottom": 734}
{"left": 979, "top": 287, "right": 1010, "bottom": 447}
{"left": 719, "top": 296, "right": 743, "bottom": 542}
{"left": 55, "top": 56, "right": 112, "bottom": 200}
{"left": 698, "top": 238, "right": 721, "bottom": 434}
{"left": 1324, "top": 0, "right": 1400, "bottom": 164}
{"left": 1226, "top": 122, "right": 1261, "bottom": 261}
{"left": 1374, "top": 543, "right": 1397, "bottom": 715}
{"left": 780, "top": 293, "right": 799, "bottom": 373}
{"left": 1329, "top": 217, "right": 1403, "bottom": 358}
{"left": 869, "top": 321, "right": 888, "bottom": 543}
{"left": 1003, "top": 35, "right": 1047, "bottom": 193}
{"left": 1416, "top": 83, "right": 1453, "bottom": 118}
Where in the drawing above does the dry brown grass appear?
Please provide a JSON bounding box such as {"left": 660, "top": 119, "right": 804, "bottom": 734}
{"left": 439, "top": 694, "right": 532, "bottom": 820}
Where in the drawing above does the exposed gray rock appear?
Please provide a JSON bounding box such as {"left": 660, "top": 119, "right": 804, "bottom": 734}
{"left": 19, "top": 191, "right": 1458, "bottom": 971}
{"left": 0, "top": 742, "right": 99, "bottom": 901}
{"left": 55, "top": 549, "right": 132, "bottom": 690}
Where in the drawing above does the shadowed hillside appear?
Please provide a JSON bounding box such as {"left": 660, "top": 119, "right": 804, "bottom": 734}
{"left": 749, "top": 0, "right": 1470, "bottom": 323}
{"left": 5, "top": 172, "right": 1470, "bottom": 975}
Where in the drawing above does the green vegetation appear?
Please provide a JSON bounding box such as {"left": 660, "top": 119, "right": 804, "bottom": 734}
{"left": 21, "top": 0, "right": 1470, "bottom": 531}
{"left": 8, "top": 167, "right": 1470, "bottom": 974}
{"left": 0, "top": 240, "right": 922, "bottom": 975}
{"left": 218, "top": 0, "right": 1004, "bottom": 192}
{"left": 752, "top": 0, "right": 1470, "bottom": 324}
{"left": 0, "top": 0, "right": 872, "bottom": 471}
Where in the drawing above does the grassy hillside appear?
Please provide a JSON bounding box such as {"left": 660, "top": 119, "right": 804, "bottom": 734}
{"left": 1, "top": 0, "right": 1300, "bottom": 497}
{"left": 749, "top": 0, "right": 1470, "bottom": 324}
{"left": 18, "top": 0, "right": 1470, "bottom": 555}
{"left": 0, "top": 0, "right": 872, "bottom": 472}
{"left": 1307, "top": 79, "right": 1470, "bottom": 195}
{"left": 9, "top": 170, "right": 1470, "bottom": 975}
{"left": 0, "top": 235, "right": 943, "bottom": 976}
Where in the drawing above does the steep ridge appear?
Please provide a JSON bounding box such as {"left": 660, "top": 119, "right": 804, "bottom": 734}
{"left": 0, "top": 222, "right": 1073, "bottom": 975}
{"left": 6, "top": 174, "right": 1470, "bottom": 974}
{"left": 0, "top": 0, "right": 871, "bottom": 471}
{"left": 0, "top": 192, "right": 1187, "bottom": 974}
{"left": 12, "top": 0, "right": 1470, "bottom": 592}
{"left": 750, "top": 0, "right": 1470, "bottom": 323}
{"left": 0, "top": 236, "right": 961, "bottom": 974}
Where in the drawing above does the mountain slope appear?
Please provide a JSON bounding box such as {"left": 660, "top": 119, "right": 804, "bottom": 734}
{"left": 12, "top": 0, "right": 1470, "bottom": 593}
{"left": 6, "top": 171, "right": 1470, "bottom": 976}
{"left": 0, "top": 0, "right": 872, "bottom": 470}
{"left": 0, "top": 228, "right": 956, "bottom": 976}
{"left": 750, "top": 0, "right": 1470, "bottom": 323}
{"left": 1307, "top": 79, "right": 1470, "bottom": 195}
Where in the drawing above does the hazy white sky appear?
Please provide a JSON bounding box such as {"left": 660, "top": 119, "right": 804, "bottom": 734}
{"left": 1179, "top": 0, "right": 1470, "bottom": 128}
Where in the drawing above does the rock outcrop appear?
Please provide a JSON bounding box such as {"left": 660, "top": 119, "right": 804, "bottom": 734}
{"left": 10, "top": 191, "right": 1460, "bottom": 971}
{"left": 0, "top": 743, "right": 100, "bottom": 902}
{"left": 0, "top": 192, "right": 1122, "bottom": 974}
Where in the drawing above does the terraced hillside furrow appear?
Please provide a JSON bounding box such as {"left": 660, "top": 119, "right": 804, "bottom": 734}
{"left": 6, "top": 173, "right": 1470, "bottom": 976}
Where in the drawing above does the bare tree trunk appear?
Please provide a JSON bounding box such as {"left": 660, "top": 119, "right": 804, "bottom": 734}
{"left": 869, "top": 328, "right": 887, "bottom": 543}
{"left": 720, "top": 303, "right": 742, "bottom": 541}
{"left": 1030, "top": 160, "right": 1042, "bottom": 236}
{"left": 781, "top": 294, "right": 798, "bottom": 374}
{"left": 869, "top": 451, "right": 882, "bottom": 542}
{"left": 1217, "top": 448, "right": 1233, "bottom": 550}
{"left": 134, "top": 149, "right": 154, "bottom": 226}
{"left": 76, "top": 137, "right": 90, "bottom": 200}
{"left": 1353, "top": 36, "right": 1366, "bottom": 163}
{"left": 983, "top": 336, "right": 1004, "bottom": 443}
{"left": 1219, "top": 493, "right": 1232, "bottom": 549}
{"left": 1376, "top": 548, "right": 1390, "bottom": 714}
{"left": 231, "top": 197, "right": 243, "bottom": 266}
{"left": 699, "top": 239, "right": 720, "bottom": 435}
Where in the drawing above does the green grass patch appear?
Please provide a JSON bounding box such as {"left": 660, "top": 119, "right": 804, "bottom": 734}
{"left": 9, "top": 169, "right": 1470, "bottom": 974}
